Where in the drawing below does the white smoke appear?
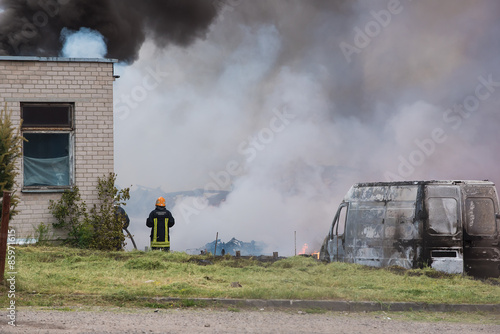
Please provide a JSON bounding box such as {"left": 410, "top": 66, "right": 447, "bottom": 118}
{"left": 60, "top": 27, "right": 107, "bottom": 58}
{"left": 115, "top": 1, "right": 500, "bottom": 254}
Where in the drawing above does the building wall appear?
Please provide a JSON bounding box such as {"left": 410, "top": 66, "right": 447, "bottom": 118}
{"left": 0, "top": 57, "right": 116, "bottom": 240}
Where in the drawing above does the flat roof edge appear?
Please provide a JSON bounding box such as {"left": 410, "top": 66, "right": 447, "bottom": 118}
{"left": 0, "top": 56, "right": 118, "bottom": 63}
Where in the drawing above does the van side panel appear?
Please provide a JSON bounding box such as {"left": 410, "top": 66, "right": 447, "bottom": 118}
{"left": 343, "top": 185, "right": 421, "bottom": 269}
{"left": 345, "top": 201, "right": 385, "bottom": 267}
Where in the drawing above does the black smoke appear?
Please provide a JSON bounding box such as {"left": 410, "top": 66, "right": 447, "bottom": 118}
{"left": 0, "top": 0, "right": 221, "bottom": 63}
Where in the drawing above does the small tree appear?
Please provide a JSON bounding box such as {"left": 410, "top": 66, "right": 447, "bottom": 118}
{"left": 88, "top": 172, "right": 130, "bottom": 251}
{"left": 48, "top": 186, "right": 92, "bottom": 248}
{"left": 0, "top": 106, "right": 24, "bottom": 219}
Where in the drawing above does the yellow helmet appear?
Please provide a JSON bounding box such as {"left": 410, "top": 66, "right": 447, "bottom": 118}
{"left": 155, "top": 197, "right": 166, "bottom": 207}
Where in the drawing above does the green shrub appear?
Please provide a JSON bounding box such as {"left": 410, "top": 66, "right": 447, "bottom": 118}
{"left": 33, "top": 222, "right": 53, "bottom": 246}
{"left": 88, "top": 173, "right": 130, "bottom": 251}
{"left": 48, "top": 186, "right": 92, "bottom": 248}
{"left": 0, "top": 106, "right": 24, "bottom": 219}
{"left": 48, "top": 173, "right": 130, "bottom": 251}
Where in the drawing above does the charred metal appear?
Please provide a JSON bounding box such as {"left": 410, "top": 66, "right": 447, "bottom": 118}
{"left": 320, "top": 180, "right": 500, "bottom": 278}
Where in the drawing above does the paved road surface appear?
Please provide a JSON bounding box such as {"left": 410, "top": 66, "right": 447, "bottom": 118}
{"left": 1, "top": 307, "right": 499, "bottom": 334}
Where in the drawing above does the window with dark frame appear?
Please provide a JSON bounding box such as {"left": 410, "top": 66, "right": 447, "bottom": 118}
{"left": 21, "top": 103, "right": 74, "bottom": 189}
{"left": 427, "top": 197, "right": 458, "bottom": 235}
{"left": 22, "top": 104, "right": 72, "bottom": 128}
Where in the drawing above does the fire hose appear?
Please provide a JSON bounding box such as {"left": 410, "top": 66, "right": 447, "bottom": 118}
{"left": 116, "top": 206, "right": 136, "bottom": 250}
{"left": 123, "top": 227, "right": 137, "bottom": 250}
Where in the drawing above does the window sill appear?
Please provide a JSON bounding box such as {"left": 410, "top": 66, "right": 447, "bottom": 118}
{"left": 22, "top": 187, "right": 71, "bottom": 193}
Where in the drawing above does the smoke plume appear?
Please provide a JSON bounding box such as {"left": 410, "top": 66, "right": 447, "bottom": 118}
{"left": 60, "top": 27, "right": 107, "bottom": 58}
{"left": 113, "top": 0, "right": 500, "bottom": 254}
{"left": 0, "top": 0, "right": 220, "bottom": 63}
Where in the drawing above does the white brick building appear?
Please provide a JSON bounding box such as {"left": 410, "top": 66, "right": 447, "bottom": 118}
{"left": 0, "top": 56, "right": 117, "bottom": 241}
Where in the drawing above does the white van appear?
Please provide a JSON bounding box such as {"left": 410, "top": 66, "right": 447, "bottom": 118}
{"left": 320, "top": 180, "right": 500, "bottom": 278}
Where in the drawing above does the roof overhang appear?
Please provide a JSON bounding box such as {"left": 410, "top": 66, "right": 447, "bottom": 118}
{"left": 0, "top": 56, "right": 118, "bottom": 63}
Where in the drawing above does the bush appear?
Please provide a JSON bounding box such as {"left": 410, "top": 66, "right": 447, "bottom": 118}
{"left": 33, "top": 222, "right": 54, "bottom": 246}
{"left": 48, "top": 186, "right": 92, "bottom": 248}
{"left": 88, "top": 172, "right": 130, "bottom": 251}
{"left": 48, "top": 172, "right": 130, "bottom": 250}
{"left": 0, "top": 106, "right": 24, "bottom": 219}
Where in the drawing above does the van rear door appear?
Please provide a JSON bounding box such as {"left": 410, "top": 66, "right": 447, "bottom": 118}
{"left": 463, "top": 186, "right": 500, "bottom": 278}
{"left": 424, "top": 185, "right": 463, "bottom": 274}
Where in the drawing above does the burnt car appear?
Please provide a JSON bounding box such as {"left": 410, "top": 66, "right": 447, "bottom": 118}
{"left": 320, "top": 180, "right": 500, "bottom": 278}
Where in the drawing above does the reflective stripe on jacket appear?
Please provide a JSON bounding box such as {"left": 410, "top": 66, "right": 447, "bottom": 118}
{"left": 151, "top": 217, "right": 170, "bottom": 248}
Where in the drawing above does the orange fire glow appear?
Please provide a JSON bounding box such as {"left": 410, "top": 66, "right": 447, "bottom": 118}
{"left": 299, "top": 243, "right": 319, "bottom": 259}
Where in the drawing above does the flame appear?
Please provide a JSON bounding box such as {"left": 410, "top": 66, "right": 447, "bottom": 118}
{"left": 299, "top": 243, "right": 319, "bottom": 259}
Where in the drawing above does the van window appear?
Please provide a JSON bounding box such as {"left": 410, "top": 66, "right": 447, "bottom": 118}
{"left": 466, "top": 198, "right": 496, "bottom": 235}
{"left": 336, "top": 205, "right": 347, "bottom": 235}
{"left": 331, "top": 203, "right": 348, "bottom": 237}
{"left": 427, "top": 198, "right": 458, "bottom": 235}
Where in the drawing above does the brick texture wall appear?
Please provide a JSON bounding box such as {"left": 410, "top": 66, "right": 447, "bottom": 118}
{"left": 0, "top": 57, "right": 116, "bottom": 240}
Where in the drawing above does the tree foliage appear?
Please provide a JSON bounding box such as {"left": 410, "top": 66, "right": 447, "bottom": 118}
{"left": 89, "top": 172, "right": 130, "bottom": 251}
{"left": 48, "top": 185, "right": 92, "bottom": 248}
{"left": 0, "top": 106, "right": 24, "bottom": 219}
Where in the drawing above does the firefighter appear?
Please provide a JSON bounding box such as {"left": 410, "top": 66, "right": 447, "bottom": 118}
{"left": 115, "top": 205, "right": 130, "bottom": 230}
{"left": 146, "top": 196, "right": 175, "bottom": 251}
{"left": 115, "top": 204, "right": 137, "bottom": 250}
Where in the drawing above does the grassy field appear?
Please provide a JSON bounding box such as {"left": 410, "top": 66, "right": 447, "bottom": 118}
{"left": 1, "top": 246, "right": 500, "bottom": 309}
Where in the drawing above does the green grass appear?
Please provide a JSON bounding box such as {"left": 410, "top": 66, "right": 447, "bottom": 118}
{"left": 1, "top": 246, "right": 500, "bottom": 308}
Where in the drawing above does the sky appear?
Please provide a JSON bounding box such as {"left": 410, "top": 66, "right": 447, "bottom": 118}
{"left": 2, "top": 0, "right": 500, "bottom": 254}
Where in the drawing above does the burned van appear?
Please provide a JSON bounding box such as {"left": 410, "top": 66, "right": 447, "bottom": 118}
{"left": 319, "top": 181, "right": 500, "bottom": 278}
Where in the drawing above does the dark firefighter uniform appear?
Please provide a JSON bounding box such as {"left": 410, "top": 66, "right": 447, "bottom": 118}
{"left": 115, "top": 206, "right": 130, "bottom": 229}
{"left": 146, "top": 197, "right": 175, "bottom": 251}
